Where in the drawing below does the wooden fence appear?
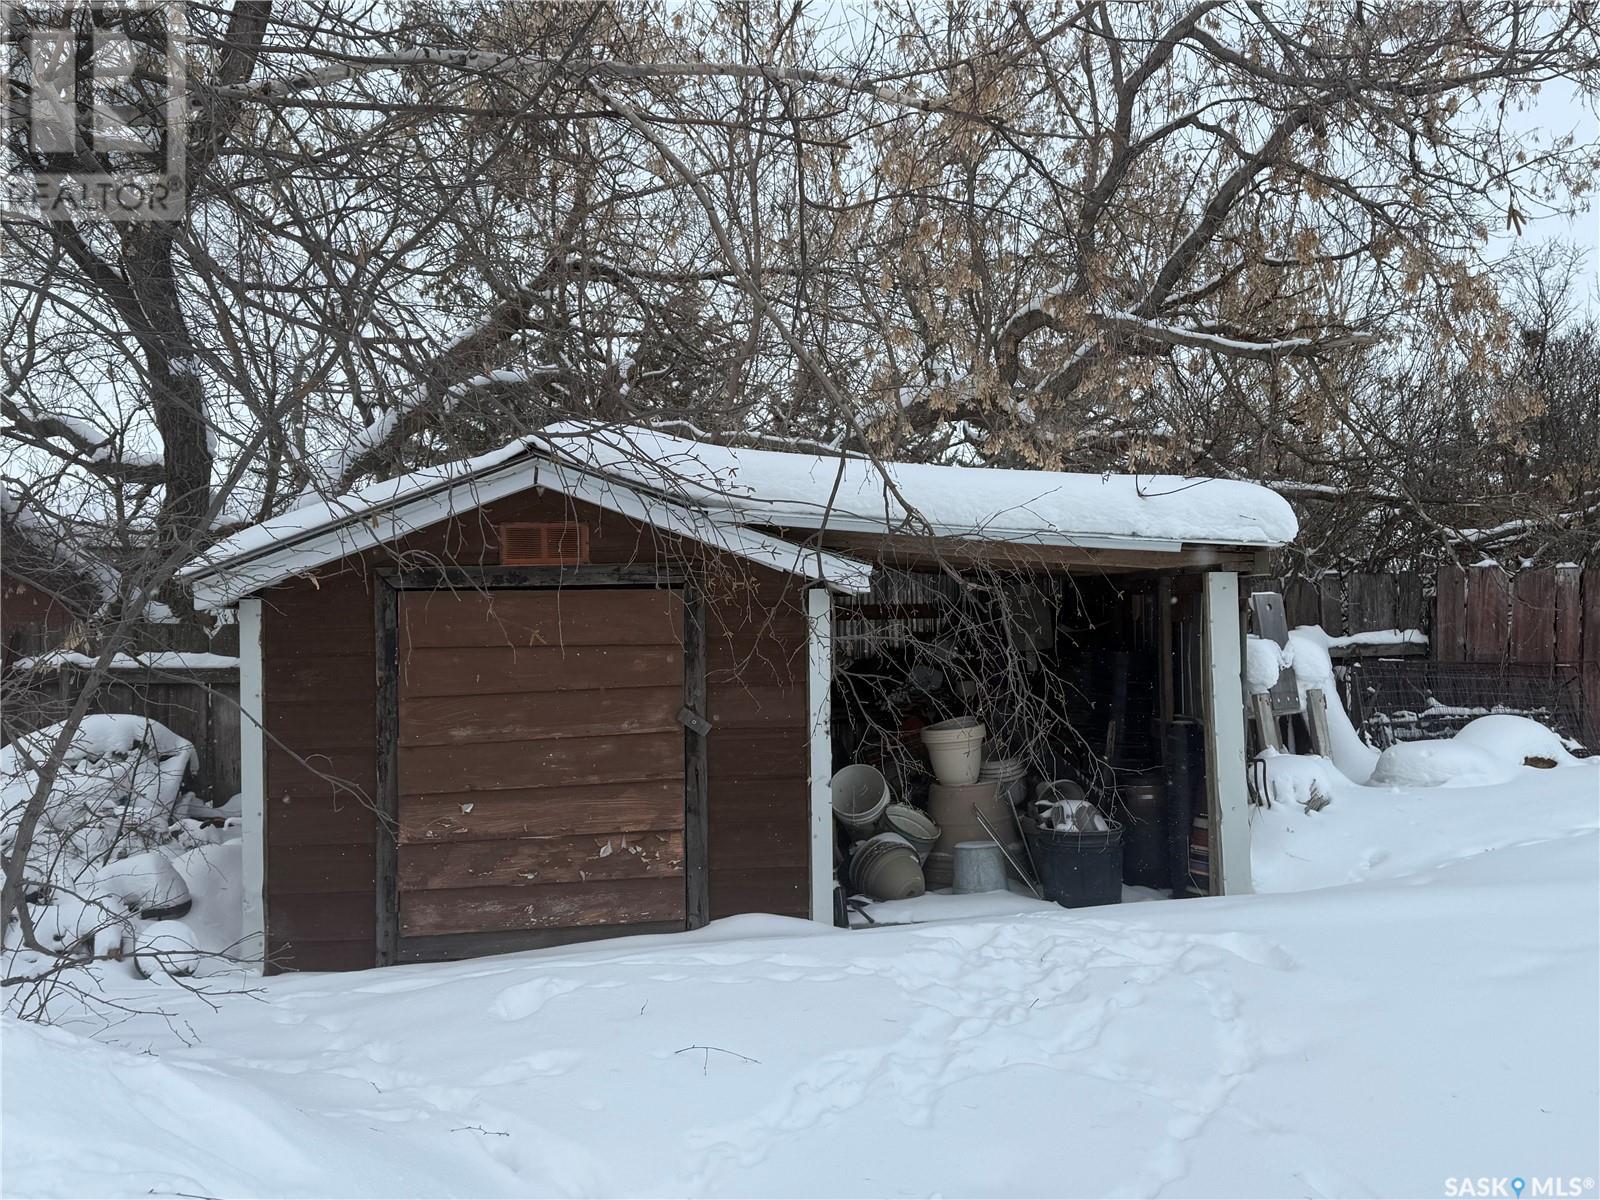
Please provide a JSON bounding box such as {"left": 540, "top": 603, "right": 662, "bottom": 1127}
{"left": 1245, "top": 572, "right": 1431, "bottom": 640}
{"left": 9, "top": 664, "right": 243, "bottom": 803}
{"left": 1433, "top": 563, "right": 1600, "bottom": 745}
{"left": 1433, "top": 563, "right": 1598, "bottom": 665}
{"left": 1249, "top": 564, "right": 1598, "bottom": 746}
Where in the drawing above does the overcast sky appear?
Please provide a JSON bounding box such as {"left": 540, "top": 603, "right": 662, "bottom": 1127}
{"left": 1491, "top": 79, "right": 1599, "bottom": 310}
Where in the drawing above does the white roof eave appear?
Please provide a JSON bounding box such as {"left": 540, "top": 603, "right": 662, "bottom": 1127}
{"left": 696, "top": 506, "right": 1287, "bottom": 552}
{"left": 185, "top": 457, "right": 873, "bottom": 609}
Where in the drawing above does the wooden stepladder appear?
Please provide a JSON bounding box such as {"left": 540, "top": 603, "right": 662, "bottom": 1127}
{"left": 1247, "top": 591, "right": 1334, "bottom": 757}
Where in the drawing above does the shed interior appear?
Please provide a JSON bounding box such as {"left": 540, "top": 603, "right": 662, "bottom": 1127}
{"left": 828, "top": 566, "right": 1220, "bottom": 910}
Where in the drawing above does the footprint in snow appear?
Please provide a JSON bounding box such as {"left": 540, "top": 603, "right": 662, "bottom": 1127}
{"left": 477, "top": 1049, "right": 583, "bottom": 1085}
{"left": 489, "top": 977, "right": 585, "bottom": 1021}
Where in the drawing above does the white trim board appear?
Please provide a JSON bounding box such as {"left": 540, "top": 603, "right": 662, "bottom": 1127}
{"left": 806, "top": 587, "right": 835, "bottom": 924}
{"left": 1201, "top": 571, "right": 1252, "bottom": 896}
{"left": 237, "top": 597, "right": 266, "bottom": 970}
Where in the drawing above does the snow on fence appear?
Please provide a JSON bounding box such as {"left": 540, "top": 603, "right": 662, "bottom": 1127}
{"left": 5, "top": 657, "right": 241, "bottom": 804}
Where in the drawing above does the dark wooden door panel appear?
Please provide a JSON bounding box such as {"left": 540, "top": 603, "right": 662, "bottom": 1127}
{"left": 398, "top": 644, "right": 683, "bottom": 698}
{"left": 394, "top": 588, "right": 687, "bottom": 948}
{"left": 397, "top": 730, "right": 684, "bottom": 792}
{"left": 399, "top": 589, "right": 684, "bottom": 648}
{"left": 398, "top": 830, "right": 683, "bottom": 891}
{"left": 399, "top": 686, "right": 682, "bottom": 746}
{"left": 397, "top": 780, "right": 686, "bottom": 843}
{"left": 399, "top": 877, "right": 686, "bottom": 937}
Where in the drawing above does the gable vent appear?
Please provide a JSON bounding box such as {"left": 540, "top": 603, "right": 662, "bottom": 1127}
{"left": 498, "top": 522, "right": 590, "bottom": 566}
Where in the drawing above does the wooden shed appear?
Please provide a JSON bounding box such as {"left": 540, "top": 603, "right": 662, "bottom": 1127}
{"left": 182, "top": 424, "right": 1294, "bottom": 973}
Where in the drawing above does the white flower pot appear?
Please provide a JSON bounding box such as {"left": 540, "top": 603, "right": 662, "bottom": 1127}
{"left": 920, "top": 717, "right": 987, "bottom": 785}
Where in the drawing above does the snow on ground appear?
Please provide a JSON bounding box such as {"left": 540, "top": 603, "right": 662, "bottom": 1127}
{"left": 1251, "top": 745, "right": 1597, "bottom": 892}
{"left": 5, "top": 751, "right": 1597, "bottom": 1199}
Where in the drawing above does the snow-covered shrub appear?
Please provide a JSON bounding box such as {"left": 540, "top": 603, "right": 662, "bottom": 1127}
{"left": 1368, "top": 714, "right": 1589, "bottom": 789}
{"left": 1367, "top": 739, "right": 1516, "bottom": 789}
{"left": 1452, "top": 714, "right": 1582, "bottom": 769}
{"left": 2, "top": 715, "right": 244, "bottom": 1003}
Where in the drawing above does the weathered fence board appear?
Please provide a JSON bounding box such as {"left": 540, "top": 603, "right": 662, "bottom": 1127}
{"left": 1394, "top": 573, "right": 1427, "bottom": 634}
{"left": 1317, "top": 575, "right": 1345, "bottom": 634}
{"left": 7, "top": 667, "right": 241, "bottom": 802}
{"left": 1281, "top": 577, "right": 1321, "bottom": 630}
{"left": 1345, "top": 573, "right": 1398, "bottom": 633}
{"left": 1584, "top": 570, "right": 1600, "bottom": 665}
{"left": 1584, "top": 570, "right": 1600, "bottom": 746}
{"left": 1464, "top": 564, "right": 1512, "bottom": 664}
{"left": 1510, "top": 568, "right": 1558, "bottom": 666}
{"left": 1435, "top": 565, "right": 1466, "bottom": 662}
{"left": 1554, "top": 567, "right": 1583, "bottom": 664}
{"left": 1248, "top": 571, "right": 1430, "bottom": 642}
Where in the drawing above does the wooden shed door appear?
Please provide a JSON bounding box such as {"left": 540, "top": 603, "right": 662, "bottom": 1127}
{"left": 393, "top": 588, "right": 688, "bottom": 956}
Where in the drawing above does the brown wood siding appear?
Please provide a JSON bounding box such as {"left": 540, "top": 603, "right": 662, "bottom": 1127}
{"left": 704, "top": 574, "right": 810, "bottom": 919}
{"left": 262, "top": 570, "right": 377, "bottom": 972}
{"left": 260, "top": 487, "right": 814, "bottom": 970}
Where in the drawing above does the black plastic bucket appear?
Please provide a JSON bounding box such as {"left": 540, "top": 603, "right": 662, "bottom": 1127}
{"left": 1115, "top": 776, "right": 1169, "bottom": 890}
{"left": 1022, "top": 816, "right": 1123, "bottom": 908}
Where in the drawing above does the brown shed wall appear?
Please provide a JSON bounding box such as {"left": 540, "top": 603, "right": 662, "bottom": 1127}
{"left": 260, "top": 487, "right": 811, "bottom": 972}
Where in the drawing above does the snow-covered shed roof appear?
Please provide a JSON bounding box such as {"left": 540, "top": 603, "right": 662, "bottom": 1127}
{"left": 181, "top": 437, "right": 876, "bottom": 609}
{"left": 538, "top": 423, "right": 1298, "bottom": 549}
{"left": 181, "top": 423, "right": 1295, "bottom": 609}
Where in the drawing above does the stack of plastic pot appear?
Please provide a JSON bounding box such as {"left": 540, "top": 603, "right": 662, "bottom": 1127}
{"left": 978, "top": 755, "right": 1028, "bottom": 809}
{"left": 849, "top": 833, "right": 926, "bottom": 900}
{"left": 830, "top": 764, "right": 889, "bottom": 836}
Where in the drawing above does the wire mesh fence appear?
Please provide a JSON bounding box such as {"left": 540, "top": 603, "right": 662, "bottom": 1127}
{"left": 1347, "top": 659, "right": 1594, "bottom": 754}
